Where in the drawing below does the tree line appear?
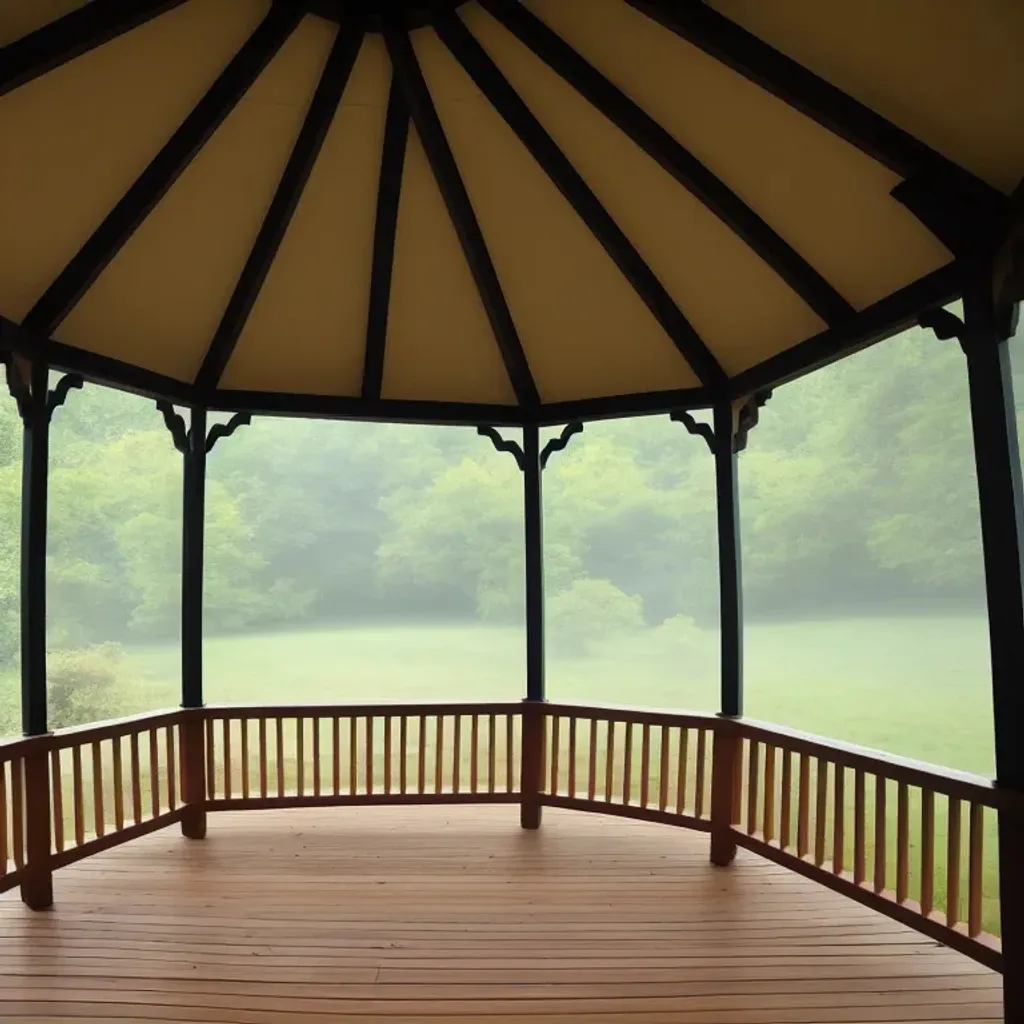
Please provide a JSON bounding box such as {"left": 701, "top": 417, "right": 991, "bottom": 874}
{"left": 0, "top": 321, "right": 1005, "bottom": 670}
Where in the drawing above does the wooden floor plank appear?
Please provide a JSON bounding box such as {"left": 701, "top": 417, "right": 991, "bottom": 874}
{"left": 0, "top": 807, "right": 1001, "bottom": 1022}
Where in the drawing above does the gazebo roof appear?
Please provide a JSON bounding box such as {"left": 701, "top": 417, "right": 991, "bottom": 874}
{"left": 0, "top": 0, "right": 1021, "bottom": 425}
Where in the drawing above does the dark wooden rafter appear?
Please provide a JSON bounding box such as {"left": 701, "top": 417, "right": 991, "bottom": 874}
{"left": 196, "top": 18, "right": 365, "bottom": 390}
{"left": 478, "top": 0, "right": 853, "bottom": 327}
{"left": 0, "top": 0, "right": 185, "bottom": 99}
{"left": 435, "top": 10, "right": 726, "bottom": 390}
{"left": 382, "top": 18, "right": 540, "bottom": 408}
{"left": 23, "top": 2, "right": 305, "bottom": 340}
{"left": 361, "top": 78, "right": 411, "bottom": 401}
{"left": 624, "top": 0, "right": 989, "bottom": 186}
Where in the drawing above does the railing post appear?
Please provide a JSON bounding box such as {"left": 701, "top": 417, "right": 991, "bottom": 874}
{"left": 20, "top": 741, "right": 53, "bottom": 909}
{"left": 179, "top": 710, "right": 207, "bottom": 839}
{"left": 520, "top": 703, "right": 544, "bottom": 830}
{"left": 710, "top": 720, "right": 741, "bottom": 866}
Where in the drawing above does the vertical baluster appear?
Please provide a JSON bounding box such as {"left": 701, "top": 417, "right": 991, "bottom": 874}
{"left": 110, "top": 739, "right": 123, "bottom": 832}
{"left": 968, "top": 803, "right": 984, "bottom": 937}
{"left": 276, "top": 718, "right": 285, "bottom": 799}
{"left": 568, "top": 717, "right": 577, "bottom": 800}
{"left": 418, "top": 716, "right": 427, "bottom": 794}
{"left": 658, "top": 725, "right": 670, "bottom": 812}
{"left": 11, "top": 759, "right": 24, "bottom": 867}
{"left": 312, "top": 717, "right": 321, "bottom": 798}
{"left": 332, "top": 718, "right": 340, "bottom": 797}
{"left": 487, "top": 714, "right": 496, "bottom": 795}
{"left": 221, "top": 719, "right": 231, "bottom": 804}
{"left": 166, "top": 726, "right": 177, "bottom": 811}
{"left": 896, "top": 782, "right": 910, "bottom": 902}
{"left": 383, "top": 716, "right": 392, "bottom": 796}
{"left": 604, "top": 720, "right": 615, "bottom": 802}
{"left": 435, "top": 716, "right": 444, "bottom": 795}
{"left": 296, "top": 718, "right": 305, "bottom": 798}
{"left": 350, "top": 718, "right": 358, "bottom": 797}
{"left": 452, "top": 715, "right": 461, "bottom": 795}
{"left": 506, "top": 715, "right": 515, "bottom": 793}
{"left": 833, "top": 764, "right": 845, "bottom": 875}
{"left": 695, "top": 729, "right": 707, "bottom": 818}
{"left": 874, "top": 776, "right": 887, "bottom": 894}
{"left": 68, "top": 747, "right": 83, "bottom": 846}
{"left": 0, "top": 760, "right": 8, "bottom": 871}
{"left": 549, "top": 716, "right": 560, "bottom": 797}
{"left": 130, "top": 733, "right": 142, "bottom": 825}
{"left": 676, "top": 728, "right": 689, "bottom": 815}
{"left": 853, "top": 769, "right": 866, "bottom": 885}
{"left": 621, "top": 721, "right": 633, "bottom": 805}
{"left": 780, "top": 750, "right": 792, "bottom": 850}
{"left": 813, "top": 760, "right": 828, "bottom": 867}
{"left": 149, "top": 729, "right": 160, "bottom": 817}
{"left": 239, "top": 720, "right": 249, "bottom": 802}
{"left": 204, "top": 717, "right": 214, "bottom": 801}
{"left": 50, "top": 750, "right": 64, "bottom": 853}
{"left": 258, "top": 719, "right": 268, "bottom": 799}
{"left": 763, "top": 745, "right": 776, "bottom": 842}
{"left": 947, "top": 796, "right": 962, "bottom": 928}
{"left": 797, "top": 753, "right": 810, "bottom": 859}
{"left": 588, "top": 720, "right": 598, "bottom": 802}
{"left": 639, "top": 723, "right": 650, "bottom": 809}
{"left": 745, "top": 739, "right": 759, "bottom": 833}
{"left": 91, "top": 742, "right": 104, "bottom": 837}
{"left": 470, "top": 715, "right": 479, "bottom": 795}
{"left": 401, "top": 716, "right": 409, "bottom": 796}
{"left": 921, "top": 789, "right": 935, "bottom": 916}
{"left": 366, "top": 716, "right": 375, "bottom": 796}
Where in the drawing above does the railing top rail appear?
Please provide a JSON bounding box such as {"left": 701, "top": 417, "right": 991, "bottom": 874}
{"left": 738, "top": 717, "right": 1002, "bottom": 808}
{"left": 541, "top": 701, "right": 718, "bottom": 729}
{"left": 201, "top": 700, "right": 526, "bottom": 718}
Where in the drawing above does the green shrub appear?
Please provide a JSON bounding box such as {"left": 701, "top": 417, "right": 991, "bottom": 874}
{"left": 548, "top": 579, "right": 644, "bottom": 657}
{"left": 47, "top": 643, "right": 139, "bottom": 729}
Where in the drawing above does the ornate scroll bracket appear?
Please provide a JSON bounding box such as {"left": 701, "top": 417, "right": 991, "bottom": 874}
{"left": 477, "top": 421, "right": 584, "bottom": 471}
{"left": 4, "top": 355, "right": 82, "bottom": 423}
{"left": 157, "top": 402, "right": 252, "bottom": 455}
{"left": 672, "top": 391, "right": 770, "bottom": 455}
{"left": 540, "top": 421, "right": 583, "bottom": 468}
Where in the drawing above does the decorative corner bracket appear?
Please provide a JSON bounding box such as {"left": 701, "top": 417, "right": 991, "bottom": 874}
{"left": 157, "top": 402, "right": 252, "bottom": 455}
{"left": 4, "top": 355, "right": 82, "bottom": 423}
{"left": 671, "top": 390, "right": 771, "bottom": 455}
{"left": 477, "top": 425, "right": 525, "bottom": 470}
{"left": 205, "top": 412, "right": 252, "bottom": 454}
{"left": 540, "top": 421, "right": 583, "bottom": 469}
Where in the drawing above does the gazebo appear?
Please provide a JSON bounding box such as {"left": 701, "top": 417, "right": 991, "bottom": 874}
{"left": 0, "top": 1, "right": 1022, "bottom": 1020}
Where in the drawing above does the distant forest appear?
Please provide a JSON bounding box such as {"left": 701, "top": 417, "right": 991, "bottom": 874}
{"left": 0, "top": 321, "right": 1014, "bottom": 667}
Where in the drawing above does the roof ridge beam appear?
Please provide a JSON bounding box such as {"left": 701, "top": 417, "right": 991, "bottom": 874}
{"left": 23, "top": 1, "right": 305, "bottom": 340}
{"left": 0, "top": 0, "right": 186, "bottom": 99}
{"left": 479, "top": 0, "right": 853, "bottom": 327}
{"left": 435, "top": 8, "right": 726, "bottom": 389}
{"left": 361, "top": 78, "right": 410, "bottom": 401}
{"left": 196, "top": 18, "right": 366, "bottom": 391}
{"left": 383, "top": 17, "right": 540, "bottom": 408}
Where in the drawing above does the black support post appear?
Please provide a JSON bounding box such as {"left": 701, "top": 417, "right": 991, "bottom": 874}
{"left": 181, "top": 406, "right": 207, "bottom": 711}
{"left": 713, "top": 400, "right": 743, "bottom": 719}
{"left": 959, "top": 286, "right": 1024, "bottom": 1023}
{"left": 19, "top": 358, "right": 49, "bottom": 738}
{"left": 523, "top": 423, "right": 544, "bottom": 704}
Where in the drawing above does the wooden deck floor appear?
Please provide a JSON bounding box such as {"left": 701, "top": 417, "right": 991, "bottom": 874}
{"left": 0, "top": 806, "right": 1002, "bottom": 1022}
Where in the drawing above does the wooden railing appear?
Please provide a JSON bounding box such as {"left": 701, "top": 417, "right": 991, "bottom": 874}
{"left": 0, "top": 701, "right": 1010, "bottom": 974}
{"left": 731, "top": 719, "right": 1006, "bottom": 971}
{"left": 203, "top": 704, "right": 523, "bottom": 808}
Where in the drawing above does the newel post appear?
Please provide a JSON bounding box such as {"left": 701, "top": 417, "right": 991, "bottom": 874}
{"left": 159, "top": 403, "right": 251, "bottom": 840}
{"left": 6, "top": 351, "right": 82, "bottom": 910}
{"left": 710, "top": 718, "right": 741, "bottom": 866}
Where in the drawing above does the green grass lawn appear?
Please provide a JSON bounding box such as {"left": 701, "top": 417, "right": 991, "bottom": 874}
{"left": 127, "top": 613, "right": 995, "bottom": 775}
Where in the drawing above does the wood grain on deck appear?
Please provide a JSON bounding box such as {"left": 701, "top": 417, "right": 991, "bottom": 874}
{"left": 0, "top": 806, "right": 1002, "bottom": 1022}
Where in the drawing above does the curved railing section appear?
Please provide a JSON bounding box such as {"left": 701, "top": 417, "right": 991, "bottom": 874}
{"left": 0, "top": 701, "right": 1010, "bottom": 973}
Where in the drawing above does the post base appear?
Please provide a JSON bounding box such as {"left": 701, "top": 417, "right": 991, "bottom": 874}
{"left": 20, "top": 873, "right": 53, "bottom": 911}
{"left": 710, "top": 830, "right": 737, "bottom": 866}
{"left": 520, "top": 802, "right": 541, "bottom": 830}
{"left": 181, "top": 807, "right": 207, "bottom": 840}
